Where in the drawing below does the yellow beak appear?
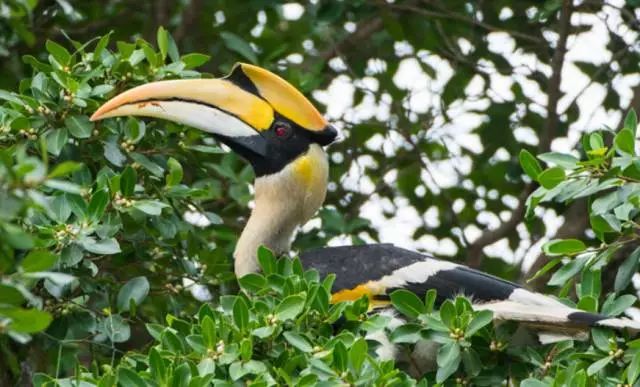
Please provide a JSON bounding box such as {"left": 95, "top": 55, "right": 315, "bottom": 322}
{"left": 90, "top": 78, "right": 273, "bottom": 137}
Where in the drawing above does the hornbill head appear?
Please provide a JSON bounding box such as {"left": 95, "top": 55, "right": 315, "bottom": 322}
{"left": 91, "top": 63, "right": 338, "bottom": 177}
{"left": 92, "top": 63, "right": 338, "bottom": 276}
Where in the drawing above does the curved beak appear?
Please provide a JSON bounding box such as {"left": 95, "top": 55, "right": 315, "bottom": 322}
{"left": 91, "top": 78, "right": 273, "bottom": 157}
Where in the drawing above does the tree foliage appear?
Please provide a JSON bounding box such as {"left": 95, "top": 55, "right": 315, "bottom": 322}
{"left": 2, "top": 0, "right": 640, "bottom": 385}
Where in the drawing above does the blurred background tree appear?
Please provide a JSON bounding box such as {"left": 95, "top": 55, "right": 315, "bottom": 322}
{"left": 2, "top": 0, "right": 640, "bottom": 384}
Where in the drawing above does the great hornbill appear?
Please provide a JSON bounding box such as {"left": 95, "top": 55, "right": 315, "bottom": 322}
{"left": 91, "top": 63, "right": 640, "bottom": 346}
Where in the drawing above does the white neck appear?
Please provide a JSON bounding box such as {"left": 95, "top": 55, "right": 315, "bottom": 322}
{"left": 233, "top": 144, "right": 329, "bottom": 277}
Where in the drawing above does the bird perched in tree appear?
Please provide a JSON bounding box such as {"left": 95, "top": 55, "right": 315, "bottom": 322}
{"left": 91, "top": 63, "right": 640, "bottom": 352}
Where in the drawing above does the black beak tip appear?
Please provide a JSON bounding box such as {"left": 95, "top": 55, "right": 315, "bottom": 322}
{"left": 316, "top": 124, "right": 339, "bottom": 146}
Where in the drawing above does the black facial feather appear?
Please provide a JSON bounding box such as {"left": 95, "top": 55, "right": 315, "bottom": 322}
{"left": 222, "top": 65, "right": 338, "bottom": 176}
{"left": 245, "top": 113, "right": 317, "bottom": 177}
{"left": 224, "top": 65, "right": 261, "bottom": 96}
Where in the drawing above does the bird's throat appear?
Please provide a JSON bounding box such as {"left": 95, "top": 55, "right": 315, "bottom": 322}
{"left": 233, "top": 144, "right": 329, "bottom": 277}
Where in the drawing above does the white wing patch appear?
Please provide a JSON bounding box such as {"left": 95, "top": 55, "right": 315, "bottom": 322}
{"left": 597, "top": 318, "right": 640, "bottom": 331}
{"left": 378, "top": 259, "right": 459, "bottom": 289}
{"left": 474, "top": 301, "right": 572, "bottom": 323}
{"left": 509, "top": 288, "right": 568, "bottom": 308}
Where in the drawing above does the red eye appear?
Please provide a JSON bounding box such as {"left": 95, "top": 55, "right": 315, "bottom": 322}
{"left": 275, "top": 125, "right": 289, "bottom": 137}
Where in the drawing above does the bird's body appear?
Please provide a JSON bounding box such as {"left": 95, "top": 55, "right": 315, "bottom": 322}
{"left": 91, "top": 61, "right": 640, "bottom": 362}
{"left": 301, "top": 243, "right": 640, "bottom": 338}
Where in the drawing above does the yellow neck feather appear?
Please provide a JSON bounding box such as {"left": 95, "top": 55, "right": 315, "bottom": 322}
{"left": 234, "top": 144, "right": 328, "bottom": 277}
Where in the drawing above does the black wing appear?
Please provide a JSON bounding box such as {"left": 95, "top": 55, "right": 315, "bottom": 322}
{"left": 299, "top": 244, "right": 521, "bottom": 305}
{"left": 300, "top": 244, "right": 640, "bottom": 332}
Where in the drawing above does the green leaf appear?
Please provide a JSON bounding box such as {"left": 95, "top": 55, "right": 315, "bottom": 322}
{"left": 537, "top": 167, "right": 565, "bottom": 189}
{"left": 537, "top": 152, "right": 579, "bottom": 169}
{"left": 46, "top": 128, "right": 69, "bottom": 156}
{"left": 117, "top": 367, "right": 146, "bottom": 387}
{"left": 614, "top": 128, "right": 635, "bottom": 155}
{"left": 425, "top": 289, "right": 437, "bottom": 313}
{"left": 282, "top": 331, "right": 313, "bottom": 352}
{"left": 577, "top": 295, "right": 597, "bottom": 313}
{"left": 103, "top": 314, "right": 131, "bottom": 343}
{"left": 157, "top": 26, "right": 169, "bottom": 60}
{"left": 65, "top": 115, "right": 93, "bottom": 139}
{"left": 233, "top": 297, "right": 250, "bottom": 331}
{"left": 349, "top": 338, "right": 367, "bottom": 373}
{"left": 519, "top": 149, "right": 542, "bottom": 179}
{"left": 48, "top": 161, "right": 83, "bottom": 179}
{"left": 117, "top": 276, "right": 150, "bottom": 312}
{"left": 586, "top": 355, "right": 612, "bottom": 376}
{"left": 23, "top": 272, "right": 75, "bottom": 286}
{"left": 591, "top": 327, "right": 611, "bottom": 352}
{"left": 186, "top": 335, "right": 206, "bottom": 354}
{"left": 0, "top": 284, "right": 25, "bottom": 305}
{"left": 390, "top": 289, "right": 425, "bottom": 318}
{"left": 171, "top": 362, "right": 191, "bottom": 387}
{"left": 166, "top": 157, "right": 183, "bottom": 187}
{"left": 614, "top": 247, "right": 640, "bottom": 293}
{"left": 221, "top": 32, "right": 258, "bottom": 63}
{"left": 104, "top": 140, "right": 126, "bottom": 167}
{"left": 625, "top": 109, "right": 638, "bottom": 136}
{"left": 21, "top": 249, "right": 58, "bottom": 272}
{"left": 124, "top": 118, "right": 145, "bottom": 143}
{"left": 440, "top": 300, "right": 456, "bottom": 328}
{"left": 461, "top": 347, "right": 482, "bottom": 377}
{"left": 389, "top": 323, "right": 422, "bottom": 344}
{"left": 0, "top": 307, "right": 53, "bottom": 333}
{"left": 257, "top": 246, "right": 277, "bottom": 274}
{"left": 133, "top": 200, "right": 169, "bottom": 216}
{"left": 161, "top": 329, "right": 184, "bottom": 353}
{"left": 275, "top": 294, "right": 305, "bottom": 321}
{"left": 146, "top": 323, "right": 164, "bottom": 340}
{"left": 251, "top": 325, "right": 275, "bottom": 339}
{"left": 120, "top": 166, "right": 137, "bottom": 197}
{"left": 589, "top": 132, "right": 605, "bottom": 150}
{"left": 602, "top": 294, "right": 636, "bottom": 317}
{"left": 548, "top": 256, "right": 587, "bottom": 286}
{"left": 130, "top": 152, "right": 164, "bottom": 176}
{"left": 91, "top": 84, "right": 114, "bottom": 97}
{"left": 333, "top": 341, "right": 348, "bottom": 372}
{"left": 94, "top": 32, "right": 112, "bottom": 58}
{"left": 88, "top": 189, "right": 109, "bottom": 222}
{"left": 542, "top": 239, "right": 586, "bottom": 256}
{"left": 628, "top": 351, "right": 640, "bottom": 384}
{"left": 436, "top": 342, "right": 461, "bottom": 383}
{"left": 149, "top": 348, "right": 166, "bottom": 383}
{"left": 181, "top": 53, "right": 211, "bottom": 69}
{"left": 465, "top": 310, "right": 493, "bottom": 337}
{"left": 44, "top": 179, "right": 82, "bottom": 194}
{"left": 185, "top": 144, "right": 225, "bottom": 154}
{"left": 81, "top": 237, "right": 121, "bottom": 255}
{"left": 46, "top": 40, "right": 71, "bottom": 65}
{"left": 580, "top": 269, "right": 601, "bottom": 299}
{"left": 3, "top": 225, "right": 34, "bottom": 249}
{"left": 521, "top": 379, "right": 550, "bottom": 387}
{"left": 201, "top": 316, "right": 217, "bottom": 348}
{"left": 238, "top": 273, "right": 267, "bottom": 292}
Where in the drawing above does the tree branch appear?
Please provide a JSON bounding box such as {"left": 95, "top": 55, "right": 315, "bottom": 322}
{"left": 381, "top": 2, "right": 543, "bottom": 45}
{"left": 467, "top": 185, "right": 533, "bottom": 268}
{"left": 318, "top": 17, "right": 384, "bottom": 61}
{"left": 174, "top": 0, "right": 203, "bottom": 43}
